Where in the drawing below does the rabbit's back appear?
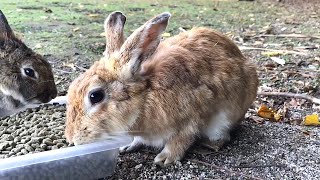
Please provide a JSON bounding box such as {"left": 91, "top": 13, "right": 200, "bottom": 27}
{"left": 139, "top": 27, "right": 258, "bottom": 128}
{"left": 144, "top": 27, "right": 257, "bottom": 102}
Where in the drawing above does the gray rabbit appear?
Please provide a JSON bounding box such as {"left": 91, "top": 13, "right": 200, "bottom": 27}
{"left": 0, "top": 10, "right": 57, "bottom": 117}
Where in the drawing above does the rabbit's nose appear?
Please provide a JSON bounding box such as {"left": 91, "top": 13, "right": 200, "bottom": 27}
{"left": 37, "top": 86, "right": 57, "bottom": 103}
{"left": 49, "top": 91, "right": 57, "bottom": 100}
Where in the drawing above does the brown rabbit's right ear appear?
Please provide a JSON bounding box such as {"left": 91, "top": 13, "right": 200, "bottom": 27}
{"left": 103, "top": 11, "right": 126, "bottom": 59}
{"left": 0, "top": 10, "right": 15, "bottom": 40}
{"left": 115, "top": 12, "right": 171, "bottom": 80}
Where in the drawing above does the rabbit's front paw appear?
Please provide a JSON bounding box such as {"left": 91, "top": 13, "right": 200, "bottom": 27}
{"left": 154, "top": 132, "right": 194, "bottom": 166}
{"left": 154, "top": 149, "right": 181, "bottom": 166}
{"left": 119, "top": 136, "right": 143, "bottom": 153}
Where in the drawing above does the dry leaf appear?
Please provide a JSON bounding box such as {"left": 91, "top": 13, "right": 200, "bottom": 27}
{"left": 34, "top": 43, "right": 42, "bottom": 49}
{"left": 88, "top": 14, "right": 100, "bottom": 17}
{"left": 302, "top": 130, "right": 310, "bottom": 136}
{"left": 270, "top": 57, "right": 285, "bottom": 66}
{"left": 73, "top": 27, "right": 80, "bottom": 32}
{"left": 63, "top": 63, "right": 76, "bottom": 71}
{"left": 40, "top": 16, "right": 48, "bottom": 20}
{"left": 303, "top": 114, "right": 320, "bottom": 126}
{"left": 78, "top": 4, "right": 84, "bottom": 9}
{"left": 262, "top": 51, "right": 285, "bottom": 57}
{"left": 257, "top": 104, "right": 282, "bottom": 121}
{"left": 162, "top": 32, "right": 171, "bottom": 37}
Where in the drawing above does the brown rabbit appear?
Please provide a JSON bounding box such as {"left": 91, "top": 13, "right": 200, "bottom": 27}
{"left": 65, "top": 11, "right": 259, "bottom": 166}
{"left": 0, "top": 10, "right": 57, "bottom": 117}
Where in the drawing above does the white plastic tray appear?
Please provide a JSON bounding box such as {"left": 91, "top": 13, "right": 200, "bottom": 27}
{"left": 0, "top": 136, "right": 131, "bottom": 180}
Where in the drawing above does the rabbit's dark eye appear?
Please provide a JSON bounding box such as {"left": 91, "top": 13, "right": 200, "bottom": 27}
{"left": 89, "top": 89, "right": 105, "bottom": 105}
{"left": 24, "top": 68, "right": 35, "bottom": 78}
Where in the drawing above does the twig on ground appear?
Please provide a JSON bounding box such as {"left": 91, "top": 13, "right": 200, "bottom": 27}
{"left": 232, "top": 164, "right": 286, "bottom": 168}
{"left": 239, "top": 46, "right": 308, "bottom": 56}
{"left": 74, "top": 65, "right": 88, "bottom": 71}
{"left": 255, "top": 34, "right": 320, "bottom": 39}
{"left": 187, "top": 159, "right": 263, "bottom": 180}
{"left": 257, "top": 91, "right": 320, "bottom": 104}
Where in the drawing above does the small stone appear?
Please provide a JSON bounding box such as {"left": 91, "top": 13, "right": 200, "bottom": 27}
{"left": 6, "top": 135, "right": 14, "bottom": 141}
{"left": 51, "top": 145, "right": 58, "bottom": 150}
{"left": 0, "top": 142, "right": 9, "bottom": 150}
{"left": 2, "top": 122, "right": 8, "bottom": 126}
{"left": 14, "top": 137, "right": 21, "bottom": 143}
{"left": 57, "top": 139, "right": 66, "bottom": 143}
{"left": 16, "top": 144, "right": 24, "bottom": 149}
{"left": 156, "top": 171, "right": 164, "bottom": 176}
{"left": 37, "top": 129, "right": 48, "bottom": 136}
{"left": 5, "top": 146, "right": 13, "bottom": 151}
{"left": 24, "top": 144, "right": 34, "bottom": 152}
{"left": 20, "top": 130, "right": 28, "bottom": 137}
{"left": 56, "top": 143, "right": 65, "bottom": 148}
{"left": 30, "top": 137, "right": 41, "bottom": 144}
{"left": 21, "top": 149, "right": 28, "bottom": 155}
{"left": 8, "top": 151, "right": 15, "bottom": 156}
{"left": 21, "top": 139, "right": 29, "bottom": 144}
{"left": 1, "top": 151, "right": 10, "bottom": 154}
{"left": 31, "top": 143, "right": 40, "bottom": 149}
{"left": 7, "top": 141, "right": 16, "bottom": 147}
{"left": 52, "top": 140, "right": 58, "bottom": 145}
{"left": 50, "top": 135, "right": 57, "bottom": 140}
{"left": 176, "top": 161, "right": 182, "bottom": 167}
{"left": 135, "top": 164, "right": 143, "bottom": 169}
{"left": 40, "top": 144, "right": 47, "bottom": 150}
{"left": 35, "top": 148, "right": 44, "bottom": 152}
{"left": 13, "top": 147, "right": 22, "bottom": 153}
{"left": 43, "top": 138, "right": 53, "bottom": 146}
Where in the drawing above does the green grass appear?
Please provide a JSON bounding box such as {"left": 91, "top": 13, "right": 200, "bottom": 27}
{"left": 0, "top": 0, "right": 280, "bottom": 56}
{"left": 0, "top": 0, "right": 318, "bottom": 64}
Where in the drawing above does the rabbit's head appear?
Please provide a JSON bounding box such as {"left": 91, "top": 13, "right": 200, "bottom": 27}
{"left": 65, "top": 12, "right": 171, "bottom": 145}
{"left": 0, "top": 10, "right": 57, "bottom": 105}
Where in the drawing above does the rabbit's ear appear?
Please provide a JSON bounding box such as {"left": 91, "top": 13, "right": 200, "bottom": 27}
{"left": 103, "top": 11, "right": 127, "bottom": 59}
{"left": 117, "top": 12, "right": 171, "bottom": 80}
{"left": 0, "top": 10, "right": 15, "bottom": 39}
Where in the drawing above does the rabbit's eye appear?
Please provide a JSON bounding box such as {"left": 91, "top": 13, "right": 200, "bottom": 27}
{"left": 24, "top": 68, "right": 36, "bottom": 78}
{"left": 89, "top": 90, "right": 105, "bottom": 105}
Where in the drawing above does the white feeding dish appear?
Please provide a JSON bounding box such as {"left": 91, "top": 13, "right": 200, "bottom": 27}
{"left": 0, "top": 135, "right": 132, "bottom": 180}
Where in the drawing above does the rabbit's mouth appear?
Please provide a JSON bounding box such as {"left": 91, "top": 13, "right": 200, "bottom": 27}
{"left": 34, "top": 87, "right": 58, "bottom": 103}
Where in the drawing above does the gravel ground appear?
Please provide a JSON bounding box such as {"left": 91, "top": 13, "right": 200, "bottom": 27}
{"left": 1, "top": 105, "right": 319, "bottom": 179}
{"left": 0, "top": 105, "right": 70, "bottom": 159}
{"left": 109, "top": 119, "right": 320, "bottom": 180}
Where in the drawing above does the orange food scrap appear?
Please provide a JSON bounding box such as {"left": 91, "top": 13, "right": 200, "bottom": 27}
{"left": 303, "top": 114, "right": 320, "bottom": 126}
{"left": 257, "top": 104, "right": 282, "bottom": 121}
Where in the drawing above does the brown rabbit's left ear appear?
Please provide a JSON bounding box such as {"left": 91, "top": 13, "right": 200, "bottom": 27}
{"left": 117, "top": 12, "right": 171, "bottom": 80}
{"left": 0, "top": 10, "right": 15, "bottom": 39}
{"left": 103, "top": 11, "right": 126, "bottom": 59}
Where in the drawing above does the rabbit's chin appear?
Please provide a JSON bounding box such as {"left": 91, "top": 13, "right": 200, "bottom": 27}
{"left": 72, "top": 132, "right": 119, "bottom": 146}
{"left": 0, "top": 87, "right": 26, "bottom": 104}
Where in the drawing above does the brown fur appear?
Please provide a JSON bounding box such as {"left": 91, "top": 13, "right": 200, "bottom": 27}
{"left": 103, "top": 11, "right": 126, "bottom": 58}
{"left": 65, "top": 12, "right": 259, "bottom": 166}
{"left": 0, "top": 10, "right": 57, "bottom": 117}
